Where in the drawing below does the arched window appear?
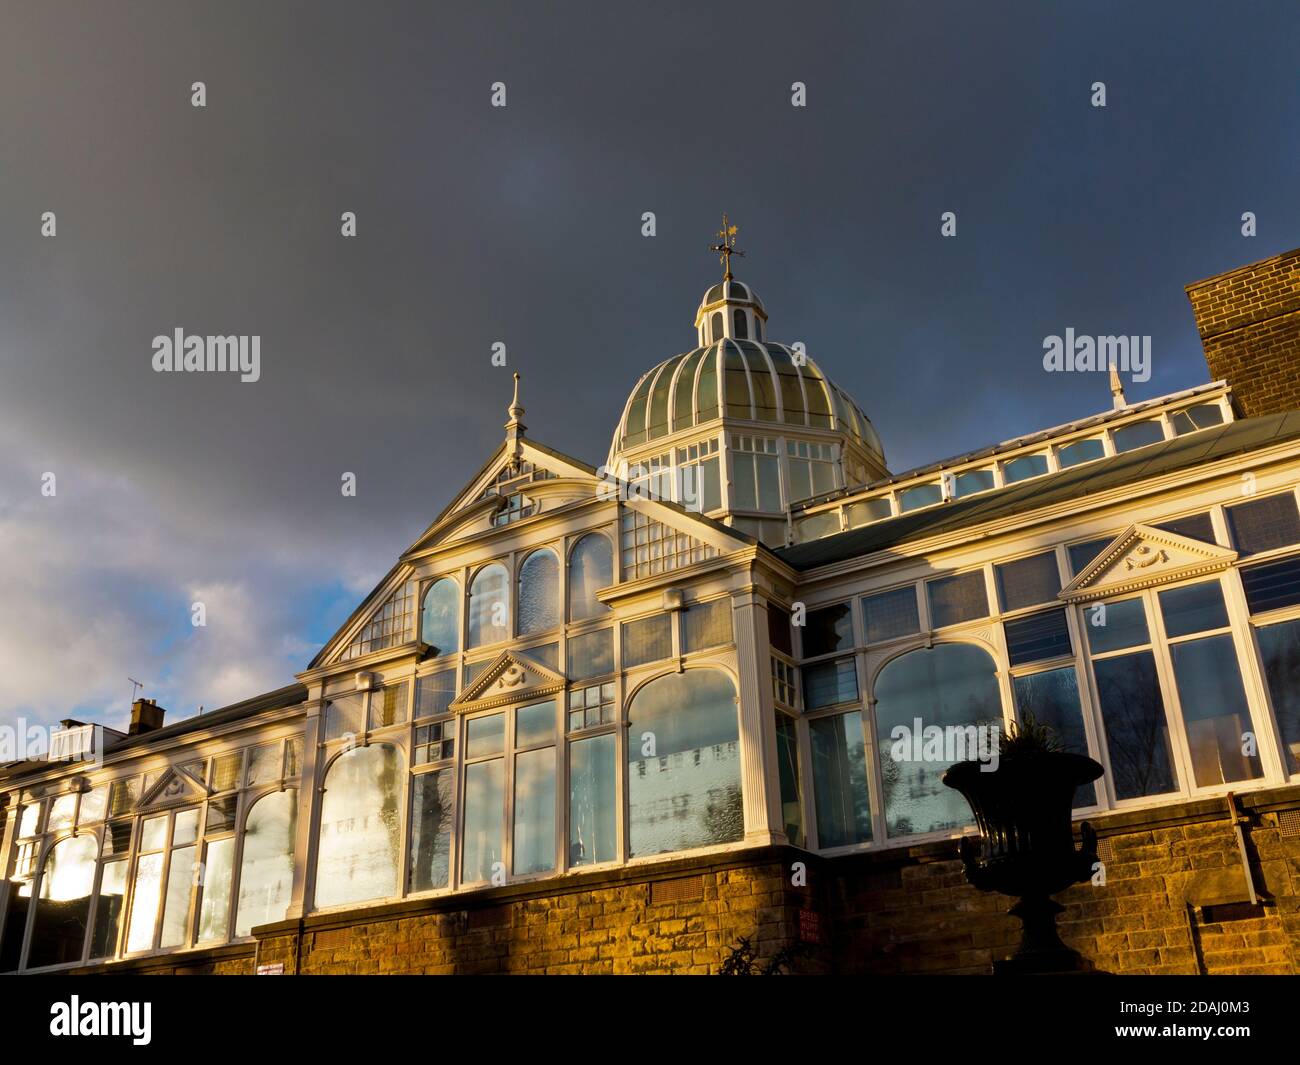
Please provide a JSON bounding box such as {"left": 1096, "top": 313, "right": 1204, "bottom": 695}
{"left": 709, "top": 311, "right": 723, "bottom": 343}
{"left": 873, "top": 643, "right": 1003, "bottom": 839}
{"left": 518, "top": 549, "right": 560, "bottom": 636}
{"left": 420, "top": 578, "right": 460, "bottom": 657}
{"left": 468, "top": 563, "right": 510, "bottom": 648}
{"left": 27, "top": 835, "right": 98, "bottom": 968}
{"left": 569, "top": 534, "right": 612, "bottom": 622}
{"left": 315, "top": 744, "right": 401, "bottom": 909}
{"left": 627, "top": 669, "right": 742, "bottom": 856}
{"left": 236, "top": 790, "right": 298, "bottom": 935}
{"left": 733, "top": 308, "right": 748, "bottom": 339}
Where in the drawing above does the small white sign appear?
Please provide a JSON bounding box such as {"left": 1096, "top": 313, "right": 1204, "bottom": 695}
{"left": 256, "top": 962, "right": 285, "bottom": 976}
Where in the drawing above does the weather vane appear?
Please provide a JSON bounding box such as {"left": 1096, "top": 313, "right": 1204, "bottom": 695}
{"left": 709, "top": 213, "right": 744, "bottom": 280}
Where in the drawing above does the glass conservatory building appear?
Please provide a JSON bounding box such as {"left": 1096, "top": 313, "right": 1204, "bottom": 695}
{"left": 4, "top": 248, "right": 1300, "bottom": 976}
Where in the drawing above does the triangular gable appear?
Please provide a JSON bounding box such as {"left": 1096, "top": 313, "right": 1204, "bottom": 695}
{"left": 138, "top": 765, "right": 210, "bottom": 809}
{"left": 1059, "top": 523, "right": 1238, "bottom": 603}
{"left": 449, "top": 649, "right": 568, "bottom": 715}
{"left": 311, "top": 570, "right": 420, "bottom": 670}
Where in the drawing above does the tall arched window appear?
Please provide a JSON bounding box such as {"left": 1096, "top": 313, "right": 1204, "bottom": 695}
{"left": 709, "top": 311, "right": 723, "bottom": 343}
{"left": 468, "top": 563, "right": 510, "bottom": 647}
{"left": 518, "top": 549, "right": 560, "bottom": 636}
{"left": 236, "top": 790, "right": 298, "bottom": 935}
{"left": 873, "top": 643, "right": 1003, "bottom": 839}
{"left": 315, "top": 744, "right": 401, "bottom": 909}
{"left": 420, "top": 577, "right": 460, "bottom": 657}
{"left": 569, "top": 534, "right": 613, "bottom": 622}
{"left": 627, "top": 669, "right": 742, "bottom": 856}
{"left": 27, "top": 835, "right": 98, "bottom": 968}
{"left": 733, "top": 308, "right": 748, "bottom": 339}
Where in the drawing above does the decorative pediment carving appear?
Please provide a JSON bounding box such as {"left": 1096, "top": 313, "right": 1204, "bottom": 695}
{"left": 138, "top": 764, "right": 210, "bottom": 809}
{"left": 448, "top": 650, "right": 568, "bottom": 714}
{"left": 1059, "top": 523, "right": 1237, "bottom": 603}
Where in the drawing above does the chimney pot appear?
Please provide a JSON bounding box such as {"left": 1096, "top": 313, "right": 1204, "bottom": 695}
{"left": 129, "top": 698, "right": 166, "bottom": 736}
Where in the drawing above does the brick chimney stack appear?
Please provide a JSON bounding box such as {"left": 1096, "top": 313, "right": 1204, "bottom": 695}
{"left": 129, "top": 697, "right": 166, "bottom": 736}
{"left": 1186, "top": 247, "right": 1300, "bottom": 418}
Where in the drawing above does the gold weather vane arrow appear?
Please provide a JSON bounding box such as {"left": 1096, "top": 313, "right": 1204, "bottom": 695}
{"left": 708, "top": 214, "right": 744, "bottom": 280}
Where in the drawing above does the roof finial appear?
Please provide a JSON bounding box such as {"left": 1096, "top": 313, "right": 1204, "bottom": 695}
{"left": 1109, "top": 360, "right": 1127, "bottom": 410}
{"left": 508, "top": 371, "right": 524, "bottom": 421}
{"left": 709, "top": 213, "right": 744, "bottom": 281}
{"left": 505, "top": 371, "right": 526, "bottom": 450}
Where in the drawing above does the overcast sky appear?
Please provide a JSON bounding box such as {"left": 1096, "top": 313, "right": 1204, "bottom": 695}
{"left": 2, "top": 1, "right": 1298, "bottom": 734}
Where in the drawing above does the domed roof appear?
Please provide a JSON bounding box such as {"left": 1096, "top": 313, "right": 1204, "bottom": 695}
{"left": 609, "top": 336, "right": 886, "bottom": 467}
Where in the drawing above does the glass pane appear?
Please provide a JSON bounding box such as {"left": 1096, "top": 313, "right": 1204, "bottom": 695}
{"left": 810, "top": 711, "right": 872, "bottom": 848}
{"left": 1085, "top": 598, "right": 1149, "bottom": 653}
{"left": 862, "top": 586, "right": 920, "bottom": 644}
{"left": 90, "top": 859, "right": 128, "bottom": 959}
{"left": 159, "top": 844, "right": 196, "bottom": 948}
{"left": 518, "top": 550, "right": 560, "bottom": 636}
{"left": 420, "top": 577, "right": 460, "bottom": 657}
{"left": 0, "top": 884, "right": 27, "bottom": 972}
{"left": 756, "top": 454, "right": 782, "bottom": 510}
{"left": 521, "top": 642, "right": 559, "bottom": 671}
{"left": 77, "top": 786, "right": 108, "bottom": 826}
{"left": 468, "top": 563, "right": 511, "bottom": 647}
{"left": 568, "top": 627, "right": 614, "bottom": 681}
{"left": 415, "top": 670, "right": 456, "bottom": 718}
{"left": 767, "top": 603, "right": 793, "bottom": 655}
{"left": 108, "top": 778, "right": 139, "bottom": 818}
{"left": 995, "top": 551, "right": 1061, "bottom": 611}
{"left": 1159, "top": 581, "right": 1229, "bottom": 638}
{"left": 462, "top": 760, "right": 505, "bottom": 883}
{"left": 846, "top": 498, "right": 891, "bottom": 527}
{"left": 1003, "top": 454, "right": 1048, "bottom": 482}
{"left": 775, "top": 715, "right": 804, "bottom": 847}
{"left": 47, "top": 793, "right": 76, "bottom": 832}
{"left": 139, "top": 815, "right": 168, "bottom": 852}
{"left": 1170, "top": 635, "right": 1263, "bottom": 786}
{"left": 103, "top": 818, "right": 133, "bottom": 857}
{"left": 1093, "top": 651, "right": 1177, "bottom": 800}
{"left": 1012, "top": 668, "right": 1096, "bottom": 807}
{"left": 1068, "top": 537, "right": 1113, "bottom": 576}
{"left": 1257, "top": 619, "right": 1300, "bottom": 774}
{"left": 513, "top": 747, "right": 556, "bottom": 876}
{"left": 27, "top": 835, "right": 98, "bottom": 968}
{"left": 172, "top": 808, "right": 199, "bottom": 846}
{"left": 682, "top": 598, "right": 732, "bottom": 652}
{"left": 569, "top": 534, "right": 613, "bottom": 621}
{"left": 953, "top": 468, "right": 995, "bottom": 497}
{"left": 569, "top": 734, "right": 616, "bottom": 866}
{"left": 236, "top": 791, "right": 297, "bottom": 936}
{"left": 1004, "top": 608, "right": 1073, "bottom": 665}
{"left": 18, "top": 799, "right": 42, "bottom": 838}
{"left": 927, "top": 571, "right": 988, "bottom": 628}
{"left": 516, "top": 701, "right": 555, "bottom": 747}
{"left": 409, "top": 771, "right": 454, "bottom": 893}
{"left": 197, "top": 836, "right": 235, "bottom": 943}
{"left": 623, "top": 614, "right": 672, "bottom": 668}
{"left": 1154, "top": 512, "right": 1216, "bottom": 543}
{"left": 126, "top": 852, "right": 164, "bottom": 952}
{"left": 1058, "top": 438, "right": 1105, "bottom": 468}
{"left": 1112, "top": 421, "right": 1164, "bottom": 452}
{"left": 205, "top": 795, "right": 238, "bottom": 835}
{"left": 1240, "top": 556, "right": 1300, "bottom": 615}
{"left": 1170, "top": 403, "right": 1224, "bottom": 434}
{"left": 246, "top": 743, "right": 283, "bottom": 787}
{"left": 466, "top": 714, "right": 505, "bottom": 759}
{"left": 803, "top": 603, "right": 853, "bottom": 656}
{"left": 315, "top": 745, "right": 401, "bottom": 908}
{"left": 900, "top": 483, "right": 943, "bottom": 512}
{"left": 1226, "top": 492, "right": 1300, "bottom": 555}
{"left": 628, "top": 670, "right": 742, "bottom": 856}
{"left": 874, "top": 645, "right": 1000, "bottom": 837}
{"left": 371, "top": 682, "right": 409, "bottom": 729}
{"left": 803, "top": 657, "right": 858, "bottom": 710}
{"left": 733, "top": 453, "right": 758, "bottom": 510}
{"left": 211, "top": 752, "right": 243, "bottom": 793}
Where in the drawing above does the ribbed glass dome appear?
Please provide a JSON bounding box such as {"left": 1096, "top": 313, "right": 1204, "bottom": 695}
{"left": 609, "top": 338, "right": 886, "bottom": 465}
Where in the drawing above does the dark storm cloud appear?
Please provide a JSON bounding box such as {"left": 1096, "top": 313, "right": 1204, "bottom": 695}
{"left": 1, "top": 0, "right": 1298, "bottom": 722}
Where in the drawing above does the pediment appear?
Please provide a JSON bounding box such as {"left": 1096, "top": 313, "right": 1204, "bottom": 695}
{"left": 138, "top": 765, "right": 210, "bottom": 809}
{"left": 448, "top": 650, "right": 568, "bottom": 714}
{"left": 1059, "top": 524, "right": 1238, "bottom": 603}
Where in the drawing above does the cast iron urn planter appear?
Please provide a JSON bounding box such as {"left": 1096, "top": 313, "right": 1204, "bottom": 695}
{"left": 942, "top": 748, "right": 1104, "bottom": 975}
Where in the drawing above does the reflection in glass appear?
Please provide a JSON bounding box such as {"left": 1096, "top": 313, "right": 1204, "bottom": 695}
{"left": 802, "top": 657, "right": 858, "bottom": 710}
{"left": 466, "top": 713, "right": 505, "bottom": 758}
{"left": 462, "top": 760, "right": 505, "bottom": 883}
{"left": 126, "top": 852, "right": 164, "bottom": 952}
{"left": 874, "top": 644, "right": 1001, "bottom": 837}
{"left": 410, "top": 771, "right": 454, "bottom": 893}
{"left": 468, "top": 563, "right": 510, "bottom": 647}
{"left": 420, "top": 577, "right": 460, "bottom": 657}
{"left": 568, "top": 627, "right": 614, "bottom": 681}
{"left": 47, "top": 793, "right": 76, "bottom": 832}
{"left": 513, "top": 747, "right": 556, "bottom": 875}
{"left": 1093, "top": 651, "right": 1176, "bottom": 799}
{"left": 159, "top": 844, "right": 195, "bottom": 947}
{"left": 236, "top": 791, "right": 297, "bottom": 936}
{"left": 810, "top": 711, "right": 872, "bottom": 847}
{"left": 315, "top": 745, "right": 401, "bottom": 908}
{"left": 1258, "top": 619, "right": 1300, "bottom": 774}
{"left": 1159, "top": 581, "right": 1228, "bottom": 639}
{"left": 139, "top": 815, "right": 167, "bottom": 853}
{"left": 569, "top": 534, "right": 613, "bottom": 621}
{"left": 27, "top": 835, "right": 97, "bottom": 968}
{"left": 518, "top": 550, "right": 560, "bottom": 635}
{"left": 775, "top": 715, "right": 804, "bottom": 846}
{"left": 569, "top": 734, "right": 616, "bottom": 866}
{"left": 1012, "top": 667, "right": 1096, "bottom": 807}
{"left": 1086, "top": 598, "right": 1149, "bottom": 653}
{"left": 90, "top": 859, "right": 128, "bottom": 959}
{"left": 516, "top": 701, "right": 555, "bottom": 747}
{"left": 197, "top": 837, "right": 234, "bottom": 942}
{"left": 78, "top": 786, "right": 108, "bottom": 826}
{"left": 172, "top": 808, "right": 199, "bottom": 846}
{"left": 628, "top": 670, "right": 742, "bottom": 856}
{"left": 1170, "top": 634, "right": 1262, "bottom": 786}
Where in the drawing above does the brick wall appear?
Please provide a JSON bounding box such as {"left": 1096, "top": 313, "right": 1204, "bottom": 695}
{"left": 1187, "top": 248, "right": 1300, "bottom": 418}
